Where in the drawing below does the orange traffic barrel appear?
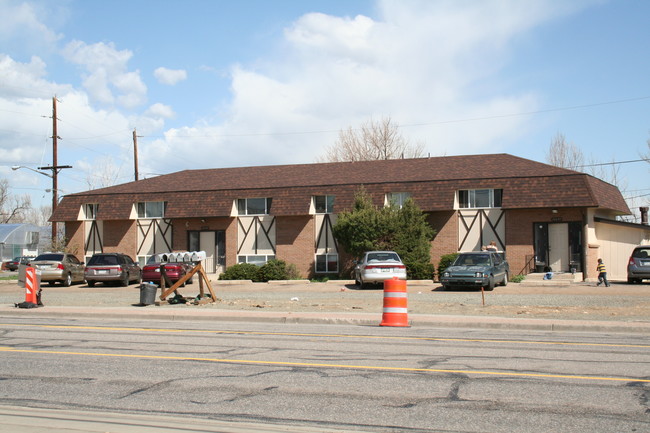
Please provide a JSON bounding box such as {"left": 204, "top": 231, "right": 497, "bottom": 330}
{"left": 380, "top": 277, "right": 409, "bottom": 327}
{"left": 25, "top": 267, "right": 38, "bottom": 304}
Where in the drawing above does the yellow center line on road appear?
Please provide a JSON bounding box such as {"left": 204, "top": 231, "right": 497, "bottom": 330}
{"left": 0, "top": 346, "right": 648, "bottom": 383}
{"left": 1, "top": 323, "right": 649, "bottom": 349}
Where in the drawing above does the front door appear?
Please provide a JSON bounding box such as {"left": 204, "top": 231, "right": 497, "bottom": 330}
{"left": 200, "top": 231, "right": 216, "bottom": 273}
{"left": 548, "top": 223, "right": 569, "bottom": 272}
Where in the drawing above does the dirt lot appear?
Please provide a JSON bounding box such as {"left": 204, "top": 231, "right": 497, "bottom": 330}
{"left": 1, "top": 277, "right": 649, "bottom": 322}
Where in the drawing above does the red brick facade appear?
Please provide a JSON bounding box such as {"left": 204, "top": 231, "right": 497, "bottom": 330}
{"left": 52, "top": 155, "right": 631, "bottom": 280}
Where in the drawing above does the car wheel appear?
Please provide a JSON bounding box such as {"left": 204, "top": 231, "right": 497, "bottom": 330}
{"left": 63, "top": 273, "right": 72, "bottom": 287}
{"left": 358, "top": 278, "right": 366, "bottom": 289}
{"left": 87, "top": 280, "right": 96, "bottom": 287}
{"left": 501, "top": 271, "right": 508, "bottom": 286}
{"left": 121, "top": 273, "right": 129, "bottom": 287}
{"left": 485, "top": 276, "right": 495, "bottom": 291}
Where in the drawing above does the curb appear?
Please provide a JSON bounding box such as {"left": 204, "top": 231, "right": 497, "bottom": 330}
{"left": 2, "top": 305, "right": 649, "bottom": 334}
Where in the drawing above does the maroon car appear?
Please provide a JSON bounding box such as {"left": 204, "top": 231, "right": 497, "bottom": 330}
{"left": 141, "top": 260, "right": 194, "bottom": 287}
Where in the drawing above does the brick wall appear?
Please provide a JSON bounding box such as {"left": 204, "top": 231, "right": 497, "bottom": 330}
{"left": 276, "top": 215, "right": 313, "bottom": 278}
{"left": 428, "top": 210, "right": 457, "bottom": 274}
{"left": 64, "top": 221, "right": 84, "bottom": 257}
{"left": 103, "top": 220, "right": 136, "bottom": 254}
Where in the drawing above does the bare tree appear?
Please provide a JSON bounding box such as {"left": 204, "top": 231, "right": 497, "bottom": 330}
{"left": 0, "top": 179, "right": 32, "bottom": 223}
{"left": 85, "top": 156, "right": 123, "bottom": 190}
{"left": 21, "top": 204, "right": 52, "bottom": 227}
{"left": 545, "top": 133, "right": 584, "bottom": 170}
{"left": 318, "top": 117, "right": 424, "bottom": 163}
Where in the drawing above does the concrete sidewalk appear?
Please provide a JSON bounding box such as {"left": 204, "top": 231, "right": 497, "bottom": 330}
{"left": 2, "top": 276, "right": 649, "bottom": 333}
{"left": 1, "top": 304, "right": 649, "bottom": 334}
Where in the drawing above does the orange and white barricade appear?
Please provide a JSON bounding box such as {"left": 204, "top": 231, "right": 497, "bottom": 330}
{"left": 380, "top": 277, "right": 409, "bottom": 327}
{"left": 24, "top": 266, "right": 39, "bottom": 304}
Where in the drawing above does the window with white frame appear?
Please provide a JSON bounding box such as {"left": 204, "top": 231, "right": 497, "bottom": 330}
{"left": 137, "top": 201, "right": 166, "bottom": 218}
{"left": 313, "top": 195, "right": 335, "bottom": 214}
{"left": 315, "top": 253, "right": 338, "bottom": 273}
{"left": 237, "top": 254, "right": 275, "bottom": 266}
{"left": 237, "top": 198, "right": 272, "bottom": 215}
{"left": 84, "top": 203, "right": 98, "bottom": 220}
{"left": 458, "top": 189, "right": 502, "bottom": 209}
{"left": 386, "top": 192, "right": 410, "bottom": 208}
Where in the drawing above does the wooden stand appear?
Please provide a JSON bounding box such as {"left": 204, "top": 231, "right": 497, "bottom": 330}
{"left": 159, "top": 262, "right": 217, "bottom": 305}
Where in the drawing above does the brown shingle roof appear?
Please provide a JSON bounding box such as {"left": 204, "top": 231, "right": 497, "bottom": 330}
{"left": 52, "top": 153, "right": 630, "bottom": 221}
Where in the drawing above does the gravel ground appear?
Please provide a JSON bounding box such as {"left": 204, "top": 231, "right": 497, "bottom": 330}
{"left": 2, "top": 275, "right": 649, "bottom": 322}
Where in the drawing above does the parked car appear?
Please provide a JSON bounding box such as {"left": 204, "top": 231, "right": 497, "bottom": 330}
{"left": 353, "top": 251, "right": 407, "bottom": 289}
{"left": 627, "top": 245, "right": 650, "bottom": 284}
{"left": 84, "top": 253, "right": 142, "bottom": 287}
{"left": 440, "top": 251, "right": 509, "bottom": 291}
{"left": 5, "top": 256, "right": 34, "bottom": 271}
{"left": 142, "top": 257, "right": 194, "bottom": 288}
{"left": 28, "top": 252, "right": 85, "bottom": 286}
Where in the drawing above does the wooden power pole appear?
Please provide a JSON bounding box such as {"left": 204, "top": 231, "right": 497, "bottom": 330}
{"left": 133, "top": 128, "right": 139, "bottom": 181}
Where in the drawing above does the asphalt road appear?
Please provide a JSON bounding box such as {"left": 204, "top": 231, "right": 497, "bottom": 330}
{"left": 1, "top": 317, "right": 649, "bottom": 432}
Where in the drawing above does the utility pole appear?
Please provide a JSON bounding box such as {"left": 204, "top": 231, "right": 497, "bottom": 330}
{"left": 39, "top": 97, "right": 72, "bottom": 246}
{"left": 133, "top": 128, "right": 139, "bottom": 181}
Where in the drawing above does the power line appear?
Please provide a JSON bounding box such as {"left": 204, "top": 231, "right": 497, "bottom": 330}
{"left": 575, "top": 159, "right": 646, "bottom": 169}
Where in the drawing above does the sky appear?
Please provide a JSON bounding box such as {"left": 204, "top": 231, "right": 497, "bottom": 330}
{"left": 1, "top": 0, "right": 649, "bottom": 221}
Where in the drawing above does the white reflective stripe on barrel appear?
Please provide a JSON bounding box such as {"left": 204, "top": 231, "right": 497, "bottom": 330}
{"left": 383, "top": 307, "right": 408, "bottom": 313}
{"left": 383, "top": 292, "right": 407, "bottom": 298}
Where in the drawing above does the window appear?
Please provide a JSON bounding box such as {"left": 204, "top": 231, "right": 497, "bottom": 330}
{"left": 314, "top": 195, "right": 335, "bottom": 214}
{"left": 137, "top": 201, "right": 166, "bottom": 218}
{"left": 315, "top": 254, "right": 338, "bottom": 273}
{"left": 237, "top": 198, "right": 272, "bottom": 215}
{"left": 238, "top": 255, "right": 275, "bottom": 266}
{"left": 386, "top": 192, "right": 410, "bottom": 208}
{"left": 458, "top": 189, "right": 502, "bottom": 208}
{"left": 84, "top": 203, "right": 98, "bottom": 220}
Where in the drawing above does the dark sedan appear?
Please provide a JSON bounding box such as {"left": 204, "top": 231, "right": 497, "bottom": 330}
{"left": 440, "top": 251, "right": 509, "bottom": 291}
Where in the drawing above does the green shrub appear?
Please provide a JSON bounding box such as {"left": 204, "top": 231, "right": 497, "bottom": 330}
{"left": 219, "top": 260, "right": 302, "bottom": 282}
{"left": 510, "top": 274, "right": 526, "bottom": 283}
{"left": 219, "top": 263, "right": 259, "bottom": 280}
{"left": 437, "top": 253, "right": 459, "bottom": 280}
{"left": 255, "top": 259, "right": 296, "bottom": 282}
{"left": 406, "top": 261, "right": 435, "bottom": 280}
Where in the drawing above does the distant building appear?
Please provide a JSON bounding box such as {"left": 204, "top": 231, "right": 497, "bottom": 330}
{"left": 0, "top": 223, "right": 40, "bottom": 261}
{"left": 52, "top": 154, "right": 649, "bottom": 281}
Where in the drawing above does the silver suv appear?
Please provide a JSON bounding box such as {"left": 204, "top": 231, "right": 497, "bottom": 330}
{"left": 84, "top": 253, "right": 142, "bottom": 287}
{"left": 628, "top": 245, "right": 650, "bottom": 284}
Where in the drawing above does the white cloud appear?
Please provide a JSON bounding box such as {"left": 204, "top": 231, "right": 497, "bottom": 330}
{"left": 154, "top": 67, "right": 187, "bottom": 85}
{"left": 62, "top": 40, "right": 147, "bottom": 109}
{"left": 0, "top": 0, "right": 63, "bottom": 50}
{"left": 135, "top": 0, "right": 593, "bottom": 173}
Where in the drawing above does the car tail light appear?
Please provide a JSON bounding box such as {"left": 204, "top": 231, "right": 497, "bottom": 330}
{"left": 57, "top": 264, "right": 65, "bottom": 270}
{"left": 629, "top": 257, "right": 635, "bottom": 266}
{"left": 165, "top": 264, "right": 182, "bottom": 272}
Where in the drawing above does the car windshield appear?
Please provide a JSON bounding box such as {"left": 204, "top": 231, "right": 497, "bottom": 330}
{"left": 34, "top": 253, "right": 64, "bottom": 261}
{"left": 455, "top": 254, "right": 490, "bottom": 266}
{"left": 633, "top": 248, "right": 650, "bottom": 258}
{"left": 88, "top": 255, "right": 119, "bottom": 266}
{"left": 367, "top": 252, "right": 400, "bottom": 263}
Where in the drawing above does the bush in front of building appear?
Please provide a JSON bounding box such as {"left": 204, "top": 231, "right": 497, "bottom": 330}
{"left": 219, "top": 263, "right": 259, "bottom": 280}
{"left": 333, "top": 187, "right": 437, "bottom": 278}
{"left": 436, "top": 253, "right": 459, "bottom": 281}
{"left": 405, "top": 262, "right": 435, "bottom": 280}
{"left": 510, "top": 274, "right": 526, "bottom": 283}
{"left": 219, "top": 260, "right": 302, "bottom": 282}
{"left": 255, "top": 259, "right": 301, "bottom": 282}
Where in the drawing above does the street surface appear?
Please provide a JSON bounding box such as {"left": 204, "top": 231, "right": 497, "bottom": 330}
{"left": 1, "top": 316, "right": 649, "bottom": 432}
